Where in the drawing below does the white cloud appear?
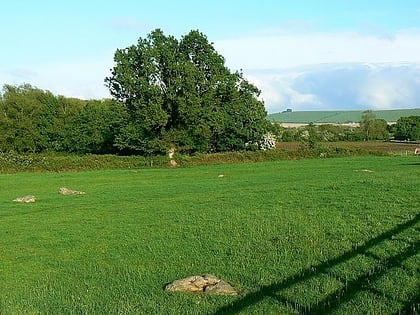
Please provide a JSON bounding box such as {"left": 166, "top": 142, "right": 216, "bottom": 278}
{"left": 0, "top": 53, "right": 114, "bottom": 99}
{"left": 245, "top": 71, "right": 322, "bottom": 112}
{"left": 242, "top": 63, "right": 420, "bottom": 113}
{"left": 214, "top": 28, "right": 420, "bottom": 112}
{"left": 357, "top": 68, "right": 418, "bottom": 110}
{"left": 215, "top": 29, "right": 420, "bottom": 70}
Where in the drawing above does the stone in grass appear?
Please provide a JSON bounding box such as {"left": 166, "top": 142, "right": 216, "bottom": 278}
{"left": 355, "top": 169, "right": 374, "bottom": 173}
{"left": 59, "top": 187, "right": 86, "bottom": 195}
{"left": 165, "top": 274, "right": 238, "bottom": 295}
{"left": 13, "top": 195, "right": 36, "bottom": 203}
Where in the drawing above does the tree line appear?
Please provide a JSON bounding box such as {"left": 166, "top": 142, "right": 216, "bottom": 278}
{"left": 1, "top": 29, "right": 419, "bottom": 155}
{"left": 0, "top": 84, "right": 125, "bottom": 154}
{"left": 1, "top": 82, "right": 417, "bottom": 155}
{"left": 272, "top": 111, "right": 420, "bottom": 144}
{"left": 1, "top": 29, "right": 270, "bottom": 155}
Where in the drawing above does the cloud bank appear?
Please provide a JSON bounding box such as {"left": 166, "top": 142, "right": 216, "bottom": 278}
{"left": 0, "top": 54, "right": 113, "bottom": 99}
{"left": 245, "top": 63, "right": 420, "bottom": 113}
{"left": 215, "top": 29, "right": 420, "bottom": 113}
{"left": 215, "top": 29, "right": 420, "bottom": 69}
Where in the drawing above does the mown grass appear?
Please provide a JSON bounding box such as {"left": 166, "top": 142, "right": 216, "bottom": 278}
{"left": 1, "top": 156, "right": 419, "bottom": 314}
{"left": 268, "top": 108, "right": 420, "bottom": 123}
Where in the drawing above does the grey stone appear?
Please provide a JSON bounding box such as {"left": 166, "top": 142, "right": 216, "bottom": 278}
{"left": 13, "top": 195, "right": 36, "bottom": 203}
{"left": 169, "top": 159, "right": 179, "bottom": 168}
{"left": 59, "top": 187, "right": 86, "bottom": 195}
{"left": 165, "top": 274, "right": 238, "bottom": 295}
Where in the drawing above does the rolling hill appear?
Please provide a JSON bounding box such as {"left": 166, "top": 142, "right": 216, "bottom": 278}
{"left": 267, "top": 108, "right": 420, "bottom": 124}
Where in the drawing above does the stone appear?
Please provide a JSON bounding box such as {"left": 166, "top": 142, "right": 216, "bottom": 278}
{"left": 354, "top": 169, "right": 374, "bottom": 173}
{"left": 59, "top": 187, "right": 86, "bottom": 195}
{"left": 165, "top": 274, "right": 238, "bottom": 295}
{"left": 204, "top": 280, "right": 238, "bottom": 295}
{"left": 169, "top": 159, "right": 179, "bottom": 168}
{"left": 168, "top": 147, "right": 176, "bottom": 159}
{"left": 13, "top": 195, "right": 36, "bottom": 203}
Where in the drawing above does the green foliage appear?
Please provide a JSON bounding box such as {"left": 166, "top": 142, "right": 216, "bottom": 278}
{"left": 105, "top": 29, "right": 269, "bottom": 155}
{"left": 275, "top": 113, "right": 391, "bottom": 144}
{"left": 299, "top": 123, "right": 322, "bottom": 149}
{"left": 65, "top": 100, "right": 126, "bottom": 154}
{"left": 0, "top": 152, "right": 170, "bottom": 173}
{"left": 0, "top": 84, "right": 50, "bottom": 152}
{"left": 277, "top": 124, "right": 367, "bottom": 143}
{"left": 0, "top": 84, "right": 128, "bottom": 154}
{"left": 393, "top": 116, "right": 420, "bottom": 140}
{"left": 1, "top": 157, "right": 418, "bottom": 314}
{"left": 3, "top": 141, "right": 412, "bottom": 173}
{"left": 360, "top": 110, "right": 389, "bottom": 140}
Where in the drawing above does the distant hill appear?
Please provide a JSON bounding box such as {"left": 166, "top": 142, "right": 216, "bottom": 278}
{"left": 268, "top": 109, "right": 420, "bottom": 124}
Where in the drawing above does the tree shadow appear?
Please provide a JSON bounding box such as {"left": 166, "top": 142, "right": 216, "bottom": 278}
{"left": 214, "top": 213, "right": 419, "bottom": 314}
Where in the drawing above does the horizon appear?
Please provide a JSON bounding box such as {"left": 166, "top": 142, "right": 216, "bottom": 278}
{"left": 1, "top": 1, "right": 420, "bottom": 113}
{"left": 269, "top": 108, "right": 420, "bottom": 113}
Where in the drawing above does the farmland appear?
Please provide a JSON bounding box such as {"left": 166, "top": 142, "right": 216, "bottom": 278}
{"left": 268, "top": 108, "right": 420, "bottom": 124}
{"left": 1, "top": 156, "right": 419, "bottom": 314}
{"left": 277, "top": 141, "right": 420, "bottom": 153}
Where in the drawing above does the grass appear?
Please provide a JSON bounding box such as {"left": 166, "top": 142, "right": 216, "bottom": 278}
{"left": 1, "top": 156, "right": 419, "bottom": 314}
{"left": 268, "top": 108, "right": 420, "bottom": 123}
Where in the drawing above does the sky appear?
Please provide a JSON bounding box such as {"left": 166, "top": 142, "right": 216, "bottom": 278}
{"left": 1, "top": 0, "right": 420, "bottom": 113}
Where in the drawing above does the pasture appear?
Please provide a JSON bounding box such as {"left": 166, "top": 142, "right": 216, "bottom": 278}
{"left": 267, "top": 108, "right": 420, "bottom": 124}
{"left": 1, "top": 156, "right": 419, "bottom": 314}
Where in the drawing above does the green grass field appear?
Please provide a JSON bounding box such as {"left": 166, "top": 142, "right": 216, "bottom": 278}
{"left": 268, "top": 108, "right": 420, "bottom": 124}
{"left": 1, "top": 156, "right": 419, "bottom": 314}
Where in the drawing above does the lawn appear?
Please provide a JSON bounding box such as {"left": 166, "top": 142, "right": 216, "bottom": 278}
{"left": 1, "top": 156, "right": 419, "bottom": 314}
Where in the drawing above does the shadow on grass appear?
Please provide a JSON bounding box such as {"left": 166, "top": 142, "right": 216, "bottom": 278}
{"left": 214, "top": 213, "right": 419, "bottom": 314}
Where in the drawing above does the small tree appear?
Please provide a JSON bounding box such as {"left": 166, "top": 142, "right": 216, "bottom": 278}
{"left": 394, "top": 116, "right": 420, "bottom": 141}
{"left": 360, "top": 110, "right": 389, "bottom": 140}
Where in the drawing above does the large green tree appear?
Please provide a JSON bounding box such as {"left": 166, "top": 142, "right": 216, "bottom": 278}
{"left": 105, "top": 29, "right": 268, "bottom": 155}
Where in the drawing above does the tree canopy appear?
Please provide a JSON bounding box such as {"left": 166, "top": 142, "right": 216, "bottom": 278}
{"left": 394, "top": 116, "right": 420, "bottom": 141}
{"left": 105, "top": 29, "right": 269, "bottom": 155}
{"left": 360, "top": 110, "right": 389, "bottom": 140}
{"left": 0, "top": 84, "right": 123, "bottom": 154}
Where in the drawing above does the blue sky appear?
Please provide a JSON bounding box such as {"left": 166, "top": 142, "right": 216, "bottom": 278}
{"left": 1, "top": 1, "right": 420, "bottom": 112}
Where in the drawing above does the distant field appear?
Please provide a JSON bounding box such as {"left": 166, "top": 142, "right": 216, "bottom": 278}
{"left": 278, "top": 141, "right": 420, "bottom": 153}
{"left": 268, "top": 108, "right": 420, "bottom": 124}
{"left": 1, "top": 156, "right": 419, "bottom": 314}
